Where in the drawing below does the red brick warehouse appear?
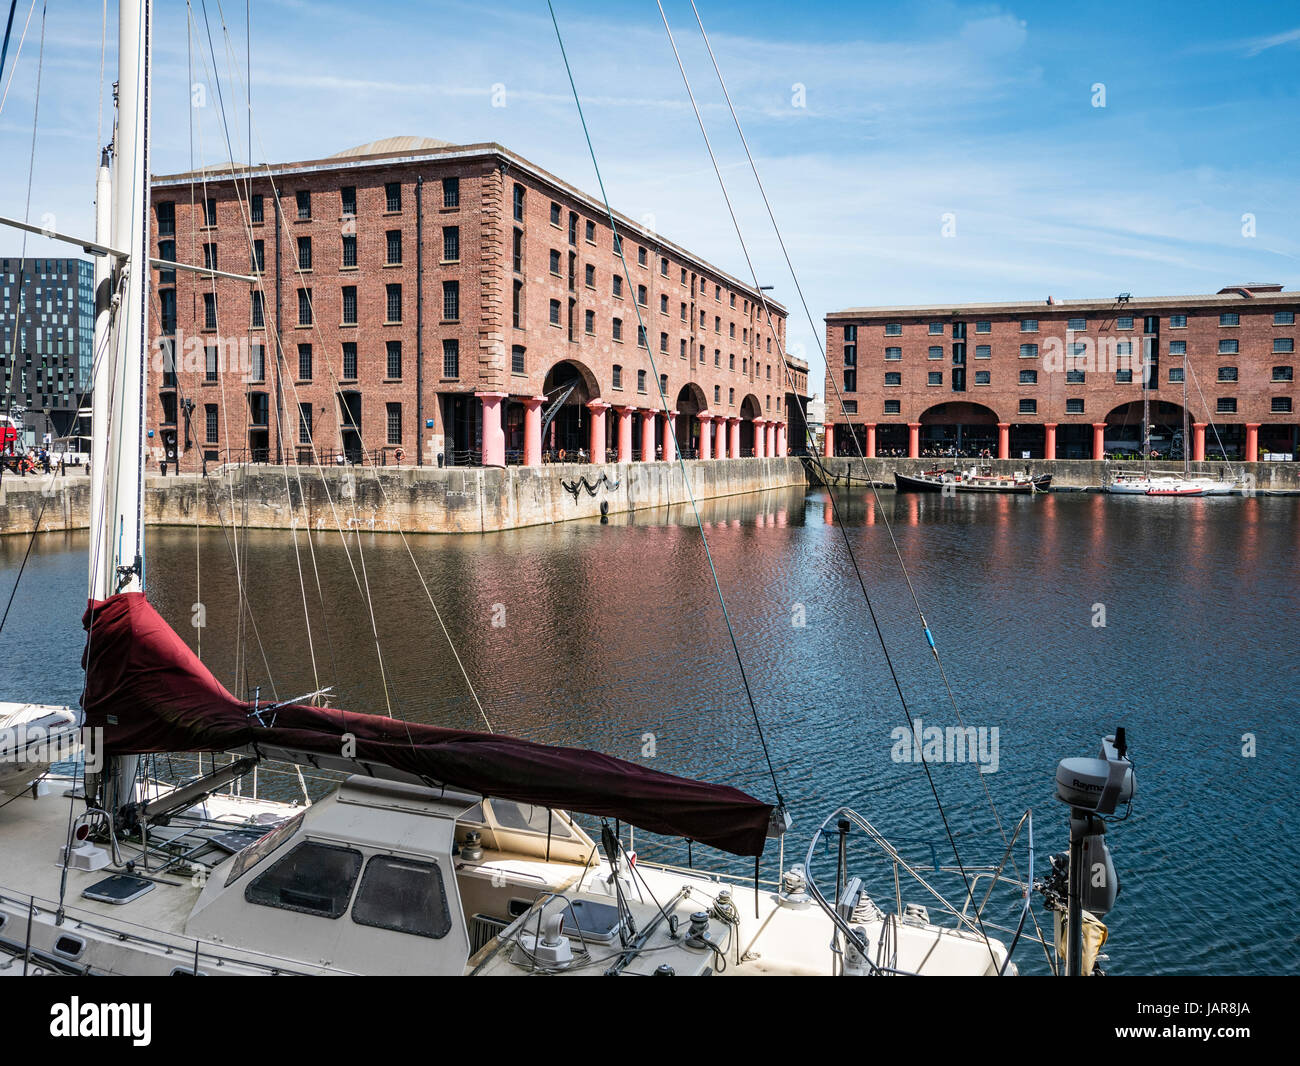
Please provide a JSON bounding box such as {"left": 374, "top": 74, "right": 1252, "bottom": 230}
{"left": 147, "top": 137, "right": 795, "bottom": 473}
{"left": 823, "top": 284, "right": 1298, "bottom": 463}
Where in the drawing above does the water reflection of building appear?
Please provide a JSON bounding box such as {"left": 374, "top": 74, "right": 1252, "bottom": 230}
{"left": 148, "top": 137, "right": 790, "bottom": 473}
{"left": 825, "top": 284, "right": 1297, "bottom": 462}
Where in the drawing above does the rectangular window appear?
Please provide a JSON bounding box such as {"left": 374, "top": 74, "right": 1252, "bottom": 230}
{"left": 442, "top": 339, "right": 459, "bottom": 378}
{"left": 1066, "top": 398, "right": 1084, "bottom": 414}
{"left": 1272, "top": 365, "right": 1294, "bottom": 382}
{"left": 1169, "top": 314, "right": 1187, "bottom": 328}
{"left": 584, "top": 309, "right": 594, "bottom": 334}
{"left": 885, "top": 371, "right": 901, "bottom": 386}
{"left": 203, "top": 198, "right": 217, "bottom": 227}
{"left": 928, "top": 371, "right": 943, "bottom": 385}
{"left": 1272, "top": 397, "right": 1293, "bottom": 413}
{"left": 157, "top": 239, "right": 176, "bottom": 283}
{"left": 157, "top": 201, "right": 176, "bottom": 236}
{"left": 1219, "top": 339, "right": 1238, "bottom": 354}
{"left": 297, "top": 288, "right": 312, "bottom": 326}
{"left": 1169, "top": 367, "right": 1184, "bottom": 383}
{"left": 1169, "top": 340, "right": 1187, "bottom": 354}
{"left": 342, "top": 285, "right": 358, "bottom": 324}
{"left": 250, "top": 290, "right": 264, "bottom": 328}
{"left": 975, "top": 344, "right": 991, "bottom": 359}
{"left": 549, "top": 202, "right": 561, "bottom": 226}
{"left": 203, "top": 292, "right": 217, "bottom": 329}
{"left": 386, "top": 283, "right": 402, "bottom": 323}
{"left": 585, "top": 219, "right": 596, "bottom": 243}
{"left": 612, "top": 365, "right": 622, "bottom": 389}
{"left": 204, "top": 344, "right": 218, "bottom": 381}
{"left": 297, "top": 236, "right": 312, "bottom": 270}
{"left": 975, "top": 320, "right": 991, "bottom": 334}
{"left": 639, "top": 326, "right": 649, "bottom": 349}
{"left": 342, "top": 234, "right": 357, "bottom": 268}
{"left": 442, "top": 226, "right": 459, "bottom": 262}
{"left": 637, "top": 369, "right": 647, "bottom": 394}
{"left": 1020, "top": 343, "right": 1038, "bottom": 358}
{"left": 511, "top": 345, "right": 525, "bottom": 374}
{"left": 1019, "top": 369, "right": 1038, "bottom": 384}
{"left": 1020, "top": 319, "right": 1038, "bottom": 332}
{"left": 341, "top": 186, "right": 356, "bottom": 216}
{"left": 612, "top": 318, "right": 623, "bottom": 341}
{"left": 1067, "top": 317, "right": 1086, "bottom": 330}
{"left": 442, "top": 280, "right": 458, "bottom": 321}
{"left": 1275, "top": 311, "right": 1295, "bottom": 325}
{"left": 298, "top": 403, "right": 313, "bottom": 445}
{"left": 442, "top": 177, "right": 459, "bottom": 208}
{"left": 1115, "top": 369, "right": 1133, "bottom": 383}
{"left": 568, "top": 213, "right": 578, "bottom": 245}
{"left": 884, "top": 399, "right": 901, "bottom": 415}
{"left": 512, "top": 279, "right": 523, "bottom": 328}
{"left": 884, "top": 322, "right": 902, "bottom": 336}
{"left": 386, "top": 230, "right": 402, "bottom": 265}
{"left": 203, "top": 243, "right": 218, "bottom": 271}
{"left": 513, "top": 184, "right": 525, "bottom": 222}
{"left": 928, "top": 322, "right": 944, "bottom": 335}
{"left": 385, "top": 182, "right": 402, "bottom": 212}
{"left": 1274, "top": 337, "right": 1294, "bottom": 353}
{"left": 249, "top": 343, "right": 265, "bottom": 383}
{"left": 386, "top": 340, "right": 402, "bottom": 379}
{"left": 251, "top": 239, "right": 264, "bottom": 272}
{"left": 1217, "top": 397, "right": 1236, "bottom": 413}
{"left": 384, "top": 402, "right": 403, "bottom": 446}
{"left": 298, "top": 343, "right": 312, "bottom": 380}
{"left": 549, "top": 299, "right": 561, "bottom": 326}
{"left": 885, "top": 346, "right": 901, "bottom": 361}
{"left": 1018, "top": 399, "right": 1036, "bottom": 414}
{"left": 342, "top": 342, "right": 357, "bottom": 379}
{"left": 1066, "top": 369, "right": 1085, "bottom": 383}
{"left": 549, "top": 249, "right": 561, "bottom": 274}
{"left": 1219, "top": 312, "right": 1239, "bottom": 326}
{"left": 205, "top": 404, "right": 218, "bottom": 443}
{"left": 1218, "top": 366, "right": 1238, "bottom": 382}
{"left": 295, "top": 190, "right": 311, "bottom": 220}
{"left": 975, "top": 370, "right": 991, "bottom": 385}
{"left": 512, "top": 228, "right": 524, "bottom": 273}
{"left": 612, "top": 275, "right": 623, "bottom": 298}
{"left": 844, "top": 325, "right": 857, "bottom": 342}
{"left": 928, "top": 346, "right": 943, "bottom": 360}
{"left": 1117, "top": 316, "right": 1133, "bottom": 330}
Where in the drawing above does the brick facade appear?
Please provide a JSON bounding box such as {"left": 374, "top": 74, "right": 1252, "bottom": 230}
{"left": 824, "top": 286, "right": 1298, "bottom": 461}
{"left": 147, "top": 139, "right": 788, "bottom": 472}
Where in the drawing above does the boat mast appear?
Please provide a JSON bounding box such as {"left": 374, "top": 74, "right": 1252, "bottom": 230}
{"left": 90, "top": 0, "right": 150, "bottom": 819}
{"left": 1182, "top": 354, "right": 1190, "bottom": 476}
{"left": 91, "top": 0, "right": 150, "bottom": 602}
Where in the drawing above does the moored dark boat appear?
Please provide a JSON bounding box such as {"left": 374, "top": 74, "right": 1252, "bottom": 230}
{"left": 893, "top": 467, "right": 1050, "bottom": 495}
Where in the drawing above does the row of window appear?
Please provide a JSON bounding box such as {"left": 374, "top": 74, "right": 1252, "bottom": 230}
{"left": 156, "top": 178, "right": 461, "bottom": 236}
{"left": 844, "top": 339, "right": 1295, "bottom": 363}
{"left": 180, "top": 281, "right": 461, "bottom": 332}
{"left": 848, "top": 365, "right": 1296, "bottom": 391}
{"left": 842, "top": 397, "right": 1292, "bottom": 418}
{"left": 848, "top": 311, "right": 1296, "bottom": 341}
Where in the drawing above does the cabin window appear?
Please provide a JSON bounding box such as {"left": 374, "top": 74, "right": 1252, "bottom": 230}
{"left": 225, "top": 811, "right": 306, "bottom": 886}
{"left": 246, "top": 840, "right": 362, "bottom": 918}
{"left": 351, "top": 856, "right": 453, "bottom": 940}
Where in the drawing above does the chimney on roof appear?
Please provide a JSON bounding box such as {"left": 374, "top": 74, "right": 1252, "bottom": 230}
{"left": 1046, "top": 295, "right": 1054, "bottom": 305}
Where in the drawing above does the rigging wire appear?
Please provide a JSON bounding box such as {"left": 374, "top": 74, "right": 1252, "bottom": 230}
{"left": 0, "top": 0, "right": 34, "bottom": 117}
{"left": 652, "top": 0, "right": 996, "bottom": 964}
{"left": 546, "top": 0, "right": 784, "bottom": 809}
{"left": 681, "top": 0, "right": 1054, "bottom": 962}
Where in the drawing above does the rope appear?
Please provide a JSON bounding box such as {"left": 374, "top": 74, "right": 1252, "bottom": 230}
{"left": 547, "top": 0, "right": 784, "bottom": 809}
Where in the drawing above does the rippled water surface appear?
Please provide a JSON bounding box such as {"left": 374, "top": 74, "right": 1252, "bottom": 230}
{"left": 3, "top": 487, "right": 1297, "bottom": 975}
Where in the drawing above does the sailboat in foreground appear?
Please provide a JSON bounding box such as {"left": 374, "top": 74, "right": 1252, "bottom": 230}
{"left": 0, "top": 0, "right": 1137, "bottom": 977}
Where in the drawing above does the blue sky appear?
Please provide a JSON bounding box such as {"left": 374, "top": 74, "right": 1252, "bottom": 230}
{"left": 1, "top": 0, "right": 1296, "bottom": 390}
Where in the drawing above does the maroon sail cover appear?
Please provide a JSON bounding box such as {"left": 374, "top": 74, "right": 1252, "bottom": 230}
{"left": 81, "top": 593, "right": 773, "bottom": 857}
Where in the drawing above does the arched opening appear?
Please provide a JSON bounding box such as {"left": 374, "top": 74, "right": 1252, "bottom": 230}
{"left": 542, "top": 359, "right": 599, "bottom": 460}
{"left": 739, "top": 394, "right": 761, "bottom": 456}
{"left": 676, "top": 382, "right": 706, "bottom": 458}
{"left": 919, "top": 401, "right": 999, "bottom": 458}
{"left": 1104, "top": 400, "right": 1190, "bottom": 460}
